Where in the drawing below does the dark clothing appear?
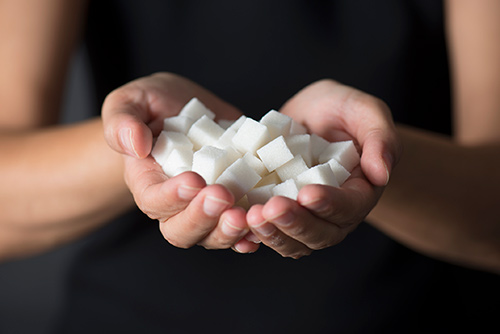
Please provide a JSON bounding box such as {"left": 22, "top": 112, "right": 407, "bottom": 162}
{"left": 1, "top": 1, "right": 498, "bottom": 333}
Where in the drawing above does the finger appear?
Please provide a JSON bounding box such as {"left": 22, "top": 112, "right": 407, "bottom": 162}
{"left": 297, "top": 182, "right": 377, "bottom": 229}
{"left": 159, "top": 184, "right": 234, "bottom": 249}
{"left": 349, "top": 96, "right": 401, "bottom": 187}
{"left": 260, "top": 195, "right": 347, "bottom": 251}
{"left": 102, "top": 85, "right": 154, "bottom": 158}
{"left": 232, "top": 238, "right": 261, "bottom": 254}
{"left": 124, "top": 155, "right": 206, "bottom": 218}
{"left": 198, "top": 206, "right": 249, "bottom": 250}
{"left": 247, "top": 204, "right": 312, "bottom": 259}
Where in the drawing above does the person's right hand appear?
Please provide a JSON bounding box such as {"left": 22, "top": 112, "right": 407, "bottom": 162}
{"left": 102, "top": 72, "right": 259, "bottom": 253}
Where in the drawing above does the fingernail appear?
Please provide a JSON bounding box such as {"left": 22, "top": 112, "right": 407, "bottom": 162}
{"left": 203, "top": 196, "right": 230, "bottom": 217}
{"left": 253, "top": 221, "right": 276, "bottom": 236}
{"left": 233, "top": 244, "right": 254, "bottom": 254}
{"left": 270, "top": 210, "right": 294, "bottom": 227}
{"left": 233, "top": 244, "right": 245, "bottom": 253}
{"left": 221, "top": 220, "right": 246, "bottom": 237}
{"left": 383, "top": 159, "right": 390, "bottom": 186}
{"left": 178, "top": 185, "right": 201, "bottom": 201}
{"left": 245, "top": 232, "right": 261, "bottom": 244}
{"left": 119, "top": 128, "right": 138, "bottom": 157}
{"left": 382, "top": 153, "right": 393, "bottom": 186}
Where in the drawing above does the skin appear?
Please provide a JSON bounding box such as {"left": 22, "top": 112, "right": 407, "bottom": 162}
{"left": 1, "top": 0, "right": 498, "bottom": 275}
{"left": 366, "top": 0, "right": 500, "bottom": 274}
{"left": 0, "top": 0, "right": 134, "bottom": 260}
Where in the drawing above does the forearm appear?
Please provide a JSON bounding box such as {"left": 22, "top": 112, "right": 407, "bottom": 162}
{"left": 367, "top": 125, "right": 500, "bottom": 273}
{"left": 0, "top": 117, "right": 134, "bottom": 260}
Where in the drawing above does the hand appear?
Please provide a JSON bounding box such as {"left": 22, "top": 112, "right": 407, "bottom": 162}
{"left": 102, "top": 72, "right": 259, "bottom": 252}
{"left": 239, "top": 79, "right": 402, "bottom": 258}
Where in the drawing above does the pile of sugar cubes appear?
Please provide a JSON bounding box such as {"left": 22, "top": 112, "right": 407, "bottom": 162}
{"left": 151, "top": 98, "right": 360, "bottom": 207}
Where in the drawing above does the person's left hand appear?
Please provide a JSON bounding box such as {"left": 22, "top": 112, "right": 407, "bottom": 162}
{"left": 237, "top": 79, "right": 402, "bottom": 258}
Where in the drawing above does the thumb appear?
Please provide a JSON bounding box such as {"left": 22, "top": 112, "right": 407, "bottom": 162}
{"left": 102, "top": 88, "right": 154, "bottom": 159}
{"left": 359, "top": 127, "right": 401, "bottom": 187}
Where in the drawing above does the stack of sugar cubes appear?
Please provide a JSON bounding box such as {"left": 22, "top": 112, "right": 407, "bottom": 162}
{"left": 151, "top": 98, "right": 360, "bottom": 208}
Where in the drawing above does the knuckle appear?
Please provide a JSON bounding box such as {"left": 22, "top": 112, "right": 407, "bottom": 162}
{"left": 163, "top": 233, "right": 192, "bottom": 249}
{"left": 200, "top": 234, "right": 233, "bottom": 250}
{"left": 159, "top": 221, "right": 193, "bottom": 249}
{"left": 268, "top": 233, "right": 286, "bottom": 248}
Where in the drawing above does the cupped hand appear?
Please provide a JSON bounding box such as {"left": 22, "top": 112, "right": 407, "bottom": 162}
{"left": 239, "top": 79, "right": 402, "bottom": 258}
{"left": 102, "top": 72, "right": 259, "bottom": 252}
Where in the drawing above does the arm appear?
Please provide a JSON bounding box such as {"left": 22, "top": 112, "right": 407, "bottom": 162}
{"left": 366, "top": 0, "right": 500, "bottom": 274}
{"left": 0, "top": 0, "right": 134, "bottom": 260}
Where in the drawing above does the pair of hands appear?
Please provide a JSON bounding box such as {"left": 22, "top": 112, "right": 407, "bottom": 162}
{"left": 102, "top": 73, "right": 401, "bottom": 258}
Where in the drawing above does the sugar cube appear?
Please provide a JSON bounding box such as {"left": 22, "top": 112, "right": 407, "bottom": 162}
{"left": 187, "top": 115, "right": 225, "bottom": 150}
{"left": 215, "top": 158, "right": 262, "bottom": 201}
{"left": 213, "top": 128, "right": 237, "bottom": 149}
{"left": 226, "top": 115, "right": 247, "bottom": 132}
{"left": 247, "top": 184, "right": 275, "bottom": 205}
{"left": 161, "top": 147, "right": 194, "bottom": 177}
{"left": 259, "top": 109, "right": 292, "bottom": 140}
{"left": 318, "top": 140, "right": 360, "bottom": 171}
{"left": 285, "top": 134, "right": 312, "bottom": 167}
{"left": 178, "top": 97, "right": 215, "bottom": 120}
{"left": 232, "top": 118, "right": 270, "bottom": 154}
{"left": 151, "top": 131, "right": 193, "bottom": 166}
{"left": 163, "top": 115, "right": 196, "bottom": 134}
{"left": 192, "top": 146, "right": 231, "bottom": 184}
{"left": 310, "top": 134, "right": 330, "bottom": 165}
{"left": 289, "top": 119, "right": 308, "bottom": 136}
{"left": 223, "top": 146, "right": 243, "bottom": 166}
{"left": 235, "top": 195, "right": 251, "bottom": 210}
{"left": 272, "top": 179, "right": 299, "bottom": 200}
{"left": 257, "top": 135, "right": 294, "bottom": 172}
{"left": 296, "top": 163, "right": 339, "bottom": 189}
{"left": 327, "top": 158, "right": 351, "bottom": 185}
{"left": 276, "top": 155, "right": 309, "bottom": 181}
{"left": 255, "top": 171, "right": 281, "bottom": 188}
{"left": 242, "top": 152, "right": 267, "bottom": 177}
{"left": 217, "top": 119, "right": 234, "bottom": 130}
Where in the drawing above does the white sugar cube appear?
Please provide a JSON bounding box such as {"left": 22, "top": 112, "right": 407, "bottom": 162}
{"left": 213, "top": 128, "right": 237, "bottom": 149}
{"left": 163, "top": 115, "right": 196, "bottom": 134}
{"left": 192, "top": 146, "right": 231, "bottom": 184}
{"left": 235, "top": 195, "right": 251, "bottom": 210}
{"left": 247, "top": 184, "right": 275, "bottom": 205}
{"left": 289, "top": 119, "right": 308, "bottom": 136}
{"left": 272, "top": 179, "right": 299, "bottom": 200}
{"left": 232, "top": 118, "right": 270, "bottom": 154}
{"left": 318, "top": 140, "right": 360, "bottom": 171}
{"left": 285, "top": 134, "right": 312, "bottom": 167}
{"left": 276, "top": 155, "right": 309, "bottom": 181}
{"left": 187, "top": 115, "right": 225, "bottom": 150}
{"left": 242, "top": 152, "right": 267, "bottom": 177}
{"left": 223, "top": 146, "right": 243, "bottom": 165}
{"left": 257, "top": 135, "right": 294, "bottom": 172}
{"left": 162, "top": 148, "right": 193, "bottom": 177}
{"left": 217, "top": 119, "right": 234, "bottom": 130}
{"left": 327, "top": 158, "right": 351, "bottom": 185}
{"left": 310, "top": 134, "right": 330, "bottom": 165}
{"left": 255, "top": 171, "right": 281, "bottom": 188}
{"left": 211, "top": 129, "right": 243, "bottom": 163}
{"left": 151, "top": 131, "right": 193, "bottom": 166}
{"left": 259, "top": 109, "right": 292, "bottom": 140}
{"left": 226, "top": 115, "right": 247, "bottom": 132}
{"left": 296, "top": 163, "right": 339, "bottom": 189}
{"left": 178, "top": 97, "right": 215, "bottom": 120}
{"left": 215, "top": 158, "right": 262, "bottom": 201}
